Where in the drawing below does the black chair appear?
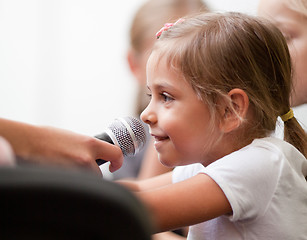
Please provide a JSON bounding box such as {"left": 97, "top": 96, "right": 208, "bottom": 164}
{"left": 0, "top": 165, "right": 152, "bottom": 240}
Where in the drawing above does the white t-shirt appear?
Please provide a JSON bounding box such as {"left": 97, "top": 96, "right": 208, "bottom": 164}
{"left": 173, "top": 137, "right": 307, "bottom": 240}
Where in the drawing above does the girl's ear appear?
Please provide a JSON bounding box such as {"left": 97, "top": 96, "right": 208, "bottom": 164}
{"left": 219, "top": 88, "right": 249, "bottom": 133}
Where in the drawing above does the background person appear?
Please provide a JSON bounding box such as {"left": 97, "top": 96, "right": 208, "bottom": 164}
{"left": 258, "top": 0, "right": 307, "bottom": 107}
{"left": 258, "top": 0, "right": 307, "bottom": 129}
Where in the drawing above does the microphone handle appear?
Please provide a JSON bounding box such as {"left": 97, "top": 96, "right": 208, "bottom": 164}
{"left": 95, "top": 132, "right": 114, "bottom": 166}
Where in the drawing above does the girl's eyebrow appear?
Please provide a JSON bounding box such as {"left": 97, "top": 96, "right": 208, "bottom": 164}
{"left": 150, "top": 81, "right": 175, "bottom": 91}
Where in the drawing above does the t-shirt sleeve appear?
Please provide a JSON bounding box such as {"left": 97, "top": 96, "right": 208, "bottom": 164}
{"left": 173, "top": 163, "right": 205, "bottom": 183}
{"left": 200, "top": 142, "right": 282, "bottom": 222}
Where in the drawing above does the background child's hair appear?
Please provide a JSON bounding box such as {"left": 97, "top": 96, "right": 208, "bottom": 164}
{"left": 284, "top": 0, "right": 307, "bottom": 17}
{"left": 129, "top": 0, "right": 209, "bottom": 54}
{"left": 128, "top": 0, "right": 209, "bottom": 116}
{"left": 154, "top": 12, "right": 307, "bottom": 158}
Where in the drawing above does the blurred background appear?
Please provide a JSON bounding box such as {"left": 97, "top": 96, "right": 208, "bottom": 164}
{"left": 0, "top": 0, "right": 305, "bottom": 136}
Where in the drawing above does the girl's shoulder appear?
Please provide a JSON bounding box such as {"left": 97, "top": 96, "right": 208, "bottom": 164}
{"left": 252, "top": 137, "right": 307, "bottom": 175}
{"left": 252, "top": 137, "right": 305, "bottom": 160}
{"left": 173, "top": 136, "right": 307, "bottom": 184}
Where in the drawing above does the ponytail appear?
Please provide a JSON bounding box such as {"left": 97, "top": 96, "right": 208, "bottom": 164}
{"left": 284, "top": 117, "right": 307, "bottom": 158}
{"left": 283, "top": 111, "right": 307, "bottom": 181}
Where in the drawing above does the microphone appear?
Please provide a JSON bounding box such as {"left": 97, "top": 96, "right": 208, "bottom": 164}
{"left": 95, "top": 117, "right": 147, "bottom": 165}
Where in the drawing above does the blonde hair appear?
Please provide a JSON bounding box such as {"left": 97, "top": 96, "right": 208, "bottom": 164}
{"left": 154, "top": 12, "right": 307, "bottom": 157}
{"left": 129, "top": 0, "right": 209, "bottom": 115}
{"left": 284, "top": 0, "right": 307, "bottom": 17}
{"left": 129, "top": 0, "right": 209, "bottom": 54}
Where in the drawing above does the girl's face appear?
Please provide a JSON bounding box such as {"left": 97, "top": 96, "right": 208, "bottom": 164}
{"left": 258, "top": 0, "right": 307, "bottom": 106}
{"left": 141, "top": 52, "right": 221, "bottom": 167}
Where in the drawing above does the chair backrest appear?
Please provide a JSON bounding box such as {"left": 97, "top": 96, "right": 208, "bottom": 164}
{"left": 0, "top": 165, "right": 152, "bottom": 240}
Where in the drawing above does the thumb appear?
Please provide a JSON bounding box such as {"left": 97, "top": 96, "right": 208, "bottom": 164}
{"left": 94, "top": 140, "right": 123, "bottom": 172}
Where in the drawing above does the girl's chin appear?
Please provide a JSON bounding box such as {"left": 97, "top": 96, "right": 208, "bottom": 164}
{"left": 159, "top": 154, "right": 203, "bottom": 168}
{"left": 158, "top": 156, "right": 177, "bottom": 168}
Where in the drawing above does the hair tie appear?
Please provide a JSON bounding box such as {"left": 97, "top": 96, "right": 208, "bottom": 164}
{"left": 156, "top": 18, "right": 184, "bottom": 39}
{"left": 280, "top": 108, "right": 294, "bottom": 122}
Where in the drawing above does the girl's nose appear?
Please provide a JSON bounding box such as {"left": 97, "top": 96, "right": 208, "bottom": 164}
{"left": 140, "top": 104, "right": 157, "bottom": 125}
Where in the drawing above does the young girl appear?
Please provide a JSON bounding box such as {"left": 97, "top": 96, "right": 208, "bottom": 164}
{"left": 114, "top": 0, "right": 209, "bottom": 180}
{"left": 118, "top": 12, "right": 307, "bottom": 239}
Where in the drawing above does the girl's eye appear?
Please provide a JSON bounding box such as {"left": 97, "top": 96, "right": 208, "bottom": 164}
{"left": 161, "top": 92, "right": 174, "bottom": 102}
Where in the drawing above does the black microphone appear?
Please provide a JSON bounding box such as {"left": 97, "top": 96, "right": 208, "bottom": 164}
{"left": 95, "top": 117, "right": 147, "bottom": 165}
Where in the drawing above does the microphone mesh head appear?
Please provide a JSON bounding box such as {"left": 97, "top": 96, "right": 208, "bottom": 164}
{"left": 107, "top": 117, "right": 147, "bottom": 156}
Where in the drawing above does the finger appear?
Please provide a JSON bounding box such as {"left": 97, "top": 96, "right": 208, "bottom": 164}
{"left": 94, "top": 140, "right": 123, "bottom": 172}
{"left": 109, "top": 154, "right": 124, "bottom": 173}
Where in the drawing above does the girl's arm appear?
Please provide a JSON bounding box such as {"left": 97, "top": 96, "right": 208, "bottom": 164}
{"left": 118, "top": 171, "right": 232, "bottom": 233}
{"left": 140, "top": 173, "right": 231, "bottom": 232}
{"left": 152, "top": 231, "right": 187, "bottom": 240}
{"left": 117, "top": 171, "right": 173, "bottom": 192}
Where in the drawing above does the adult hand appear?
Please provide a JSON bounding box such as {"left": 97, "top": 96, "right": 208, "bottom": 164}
{"left": 34, "top": 126, "right": 124, "bottom": 174}
{"left": 0, "top": 118, "right": 123, "bottom": 174}
{"left": 0, "top": 136, "right": 15, "bottom": 166}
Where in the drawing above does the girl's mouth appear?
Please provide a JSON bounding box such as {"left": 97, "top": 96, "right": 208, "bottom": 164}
{"left": 151, "top": 135, "right": 170, "bottom": 150}
{"left": 153, "top": 136, "right": 169, "bottom": 141}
